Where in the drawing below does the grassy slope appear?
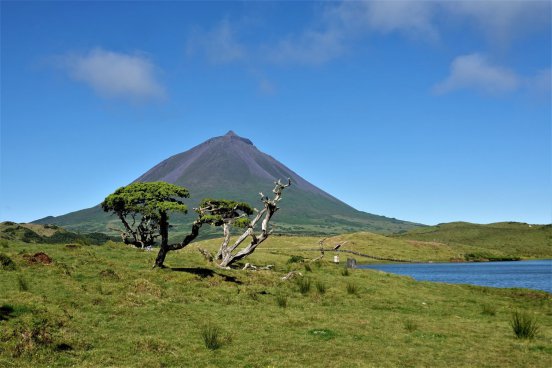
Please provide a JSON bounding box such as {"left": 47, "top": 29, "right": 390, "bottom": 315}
{"left": 1, "top": 239, "right": 551, "bottom": 368}
{"left": 393, "top": 222, "right": 552, "bottom": 258}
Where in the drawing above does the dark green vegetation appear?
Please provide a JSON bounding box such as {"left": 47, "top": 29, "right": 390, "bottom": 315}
{"left": 34, "top": 131, "right": 420, "bottom": 236}
{"left": 1, "top": 237, "right": 550, "bottom": 367}
{"left": 101, "top": 182, "right": 190, "bottom": 249}
{"left": 511, "top": 311, "right": 541, "bottom": 339}
{"left": 0, "top": 222, "right": 117, "bottom": 246}
{"left": 394, "top": 222, "right": 552, "bottom": 259}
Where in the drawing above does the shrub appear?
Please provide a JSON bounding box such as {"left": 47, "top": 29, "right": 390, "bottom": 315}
{"left": 315, "top": 281, "right": 327, "bottom": 294}
{"left": 297, "top": 277, "right": 311, "bottom": 295}
{"left": 346, "top": 282, "right": 358, "bottom": 295}
{"left": 287, "top": 255, "right": 304, "bottom": 264}
{"left": 201, "top": 324, "right": 223, "bottom": 350}
{"left": 0, "top": 253, "right": 16, "bottom": 270}
{"left": 275, "top": 294, "right": 288, "bottom": 308}
{"left": 511, "top": 311, "right": 539, "bottom": 339}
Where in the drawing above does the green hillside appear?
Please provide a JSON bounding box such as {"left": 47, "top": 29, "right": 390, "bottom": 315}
{"left": 1, "top": 238, "right": 550, "bottom": 367}
{"left": 0, "top": 222, "right": 118, "bottom": 246}
{"left": 393, "top": 222, "right": 552, "bottom": 259}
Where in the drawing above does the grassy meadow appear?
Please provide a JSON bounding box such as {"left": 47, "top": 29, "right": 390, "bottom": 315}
{"left": 1, "top": 235, "right": 551, "bottom": 367}
{"left": 393, "top": 222, "right": 552, "bottom": 259}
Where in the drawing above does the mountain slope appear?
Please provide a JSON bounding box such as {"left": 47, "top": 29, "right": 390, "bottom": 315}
{"left": 34, "top": 131, "right": 421, "bottom": 236}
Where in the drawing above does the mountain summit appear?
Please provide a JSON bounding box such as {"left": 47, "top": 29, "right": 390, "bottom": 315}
{"left": 34, "top": 131, "right": 420, "bottom": 235}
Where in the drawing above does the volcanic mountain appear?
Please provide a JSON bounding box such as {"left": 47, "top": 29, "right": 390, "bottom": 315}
{"left": 34, "top": 131, "right": 420, "bottom": 237}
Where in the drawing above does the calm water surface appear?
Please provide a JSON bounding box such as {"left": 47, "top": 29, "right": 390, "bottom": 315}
{"left": 360, "top": 260, "right": 552, "bottom": 293}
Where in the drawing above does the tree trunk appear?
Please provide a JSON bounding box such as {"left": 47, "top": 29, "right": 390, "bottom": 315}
{"left": 154, "top": 211, "right": 170, "bottom": 268}
{"left": 153, "top": 219, "right": 203, "bottom": 268}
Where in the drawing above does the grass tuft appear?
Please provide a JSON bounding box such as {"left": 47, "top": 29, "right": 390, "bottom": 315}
{"left": 403, "top": 319, "right": 418, "bottom": 332}
{"left": 17, "top": 275, "right": 29, "bottom": 291}
{"left": 510, "top": 311, "right": 539, "bottom": 339}
{"left": 346, "top": 282, "right": 358, "bottom": 295}
{"left": 315, "top": 280, "right": 327, "bottom": 294}
{"left": 201, "top": 324, "right": 223, "bottom": 350}
{"left": 481, "top": 304, "right": 497, "bottom": 316}
{"left": 296, "top": 277, "right": 311, "bottom": 295}
{"left": 275, "top": 294, "right": 288, "bottom": 308}
{"left": 341, "top": 267, "right": 350, "bottom": 276}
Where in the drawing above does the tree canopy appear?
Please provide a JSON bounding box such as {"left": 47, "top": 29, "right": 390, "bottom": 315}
{"left": 101, "top": 182, "right": 190, "bottom": 249}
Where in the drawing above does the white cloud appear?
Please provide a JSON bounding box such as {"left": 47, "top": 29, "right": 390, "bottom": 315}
{"left": 333, "top": 1, "right": 437, "bottom": 37}
{"left": 263, "top": 0, "right": 550, "bottom": 66}
{"left": 266, "top": 27, "right": 347, "bottom": 65}
{"left": 63, "top": 48, "right": 165, "bottom": 102}
{"left": 445, "top": 0, "right": 551, "bottom": 45}
{"left": 187, "top": 20, "right": 246, "bottom": 64}
{"left": 433, "top": 53, "right": 520, "bottom": 95}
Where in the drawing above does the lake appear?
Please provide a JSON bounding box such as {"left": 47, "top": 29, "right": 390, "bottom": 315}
{"left": 360, "top": 259, "right": 552, "bottom": 293}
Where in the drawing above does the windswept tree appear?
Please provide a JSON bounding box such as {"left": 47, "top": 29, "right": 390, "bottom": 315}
{"left": 200, "top": 179, "right": 291, "bottom": 268}
{"left": 101, "top": 182, "right": 190, "bottom": 250}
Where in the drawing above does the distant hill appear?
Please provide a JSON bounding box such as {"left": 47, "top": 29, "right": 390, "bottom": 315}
{"left": 34, "top": 131, "right": 421, "bottom": 237}
{"left": 0, "top": 221, "right": 117, "bottom": 245}
{"left": 392, "top": 222, "right": 552, "bottom": 259}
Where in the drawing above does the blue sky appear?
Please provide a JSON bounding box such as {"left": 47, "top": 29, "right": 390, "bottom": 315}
{"left": 1, "top": 1, "right": 551, "bottom": 225}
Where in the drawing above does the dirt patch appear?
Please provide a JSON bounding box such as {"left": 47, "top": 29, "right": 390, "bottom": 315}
{"left": 23, "top": 252, "right": 53, "bottom": 265}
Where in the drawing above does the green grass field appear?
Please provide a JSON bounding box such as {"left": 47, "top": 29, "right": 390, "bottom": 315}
{"left": 393, "top": 222, "right": 552, "bottom": 259}
{"left": 1, "top": 236, "right": 551, "bottom": 367}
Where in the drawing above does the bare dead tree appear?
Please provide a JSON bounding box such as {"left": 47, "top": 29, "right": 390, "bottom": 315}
{"left": 198, "top": 179, "right": 291, "bottom": 268}
{"left": 217, "top": 178, "right": 291, "bottom": 268}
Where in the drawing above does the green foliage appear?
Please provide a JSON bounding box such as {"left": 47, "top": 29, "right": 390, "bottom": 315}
{"left": 341, "top": 267, "right": 350, "bottom": 276}
{"left": 102, "top": 182, "right": 189, "bottom": 219}
{"left": 0, "top": 253, "right": 16, "bottom": 270}
{"left": 197, "top": 198, "right": 253, "bottom": 227}
{"left": 287, "top": 255, "right": 305, "bottom": 264}
{"left": 511, "top": 311, "right": 539, "bottom": 339}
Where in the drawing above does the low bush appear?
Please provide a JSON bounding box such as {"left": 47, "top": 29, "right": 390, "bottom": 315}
{"left": 287, "top": 255, "right": 304, "bottom": 264}
{"left": 0, "top": 253, "right": 16, "bottom": 270}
